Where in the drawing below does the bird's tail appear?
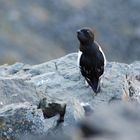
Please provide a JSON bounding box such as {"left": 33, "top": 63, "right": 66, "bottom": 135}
{"left": 86, "top": 78, "right": 100, "bottom": 93}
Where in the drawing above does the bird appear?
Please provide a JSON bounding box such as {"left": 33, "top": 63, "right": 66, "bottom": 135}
{"left": 77, "top": 27, "right": 106, "bottom": 93}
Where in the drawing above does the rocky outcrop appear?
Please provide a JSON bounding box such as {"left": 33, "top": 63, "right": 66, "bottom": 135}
{"left": 0, "top": 53, "right": 140, "bottom": 139}
{"left": 0, "top": 53, "right": 139, "bottom": 107}
{"left": 0, "top": 103, "right": 45, "bottom": 140}
{"left": 76, "top": 102, "right": 140, "bottom": 140}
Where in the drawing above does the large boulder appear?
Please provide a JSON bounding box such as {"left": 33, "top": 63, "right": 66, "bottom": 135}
{"left": 76, "top": 102, "right": 140, "bottom": 140}
{"left": 0, "top": 103, "right": 45, "bottom": 140}
{"left": 0, "top": 53, "right": 140, "bottom": 139}
{"left": 0, "top": 53, "right": 140, "bottom": 108}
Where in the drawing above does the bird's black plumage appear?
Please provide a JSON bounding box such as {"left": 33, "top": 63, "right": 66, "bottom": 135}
{"left": 77, "top": 28, "right": 106, "bottom": 93}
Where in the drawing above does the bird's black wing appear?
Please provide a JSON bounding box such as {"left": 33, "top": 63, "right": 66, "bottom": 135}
{"left": 80, "top": 54, "right": 95, "bottom": 79}
{"left": 92, "top": 43, "right": 105, "bottom": 78}
{"left": 95, "top": 58, "right": 104, "bottom": 78}
{"left": 80, "top": 54, "right": 100, "bottom": 93}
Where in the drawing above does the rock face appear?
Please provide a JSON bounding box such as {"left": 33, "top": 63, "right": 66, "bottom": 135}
{"left": 76, "top": 103, "right": 140, "bottom": 140}
{"left": 0, "top": 53, "right": 140, "bottom": 139}
{"left": 37, "top": 97, "right": 66, "bottom": 122}
{"left": 0, "top": 103, "right": 45, "bottom": 140}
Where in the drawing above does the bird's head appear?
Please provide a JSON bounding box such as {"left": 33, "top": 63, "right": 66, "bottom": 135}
{"left": 77, "top": 28, "right": 94, "bottom": 45}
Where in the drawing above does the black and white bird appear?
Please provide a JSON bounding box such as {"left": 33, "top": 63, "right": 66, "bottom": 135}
{"left": 77, "top": 27, "right": 106, "bottom": 93}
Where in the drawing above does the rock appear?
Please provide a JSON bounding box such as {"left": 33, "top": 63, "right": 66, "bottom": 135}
{"left": 0, "top": 102, "right": 71, "bottom": 140}
{"left": 46, "top": 98, "right": 85, "bottom": 136}
{"left": 0, "top": 77, "right": 39, "bottom": 106}
{"left": 0, "top": 102, "right": 46, "bottom": 140}
{"left": 37, "top": 97, "right": 66, "bottom": 122}
{"left": 0, "top": 53, "right": 140, "bottom": 108}
{"left": 64, "top": 99, "right": 85, "bottom": 125}
{"left": 0, "top": 53, "right": 140, "bottom": 139}
{"left": 80, "top": 102, "right": 94, "bottom": 116}
{"left": 76, "top": 103, "right": 140, "bottom": 140}
{"left": 10, "top": 103, "right": 140, "bottom": 140}
{"left": 29, "top": 53, "right": 140, "bottom": 108}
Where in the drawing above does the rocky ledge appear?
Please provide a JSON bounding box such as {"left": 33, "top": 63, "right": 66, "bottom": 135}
{"left": 0, "top": 53, "right": 140, "bottom": 140}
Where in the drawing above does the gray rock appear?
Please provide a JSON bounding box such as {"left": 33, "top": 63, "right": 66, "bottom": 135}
{"left": 0, "top": 102, "right": 46, "bottom": 140}
{"left": 0, "top": 53, "right": 140, "bottom": 139}
{"left": 0, "top": 77, "right": 39, "bottom": 106}
{"left": 37, "top": 97, "right": 66, "bottom": 122}
{"left": 77, "top": 103, "right": 140, "bottom": 140}
{"left": 1, "top": 53, "right": 140, "bottom": 108}
{"left": 29, "top": 53, "right": 140, "bottom": 108}
{"left": 64, "top": 99, "right": 85, "bottom": 125}
{"left": 46, "top": 98, "right": 85, "bottom": 136}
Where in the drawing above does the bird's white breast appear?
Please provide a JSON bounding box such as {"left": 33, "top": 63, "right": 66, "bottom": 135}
{"left": 77, "top": 50, "right": 82, "bottom": 67}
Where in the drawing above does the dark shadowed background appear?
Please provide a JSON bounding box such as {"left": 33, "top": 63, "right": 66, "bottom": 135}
{"left": 0, "top": 0, "right": 140, "bottom": 65}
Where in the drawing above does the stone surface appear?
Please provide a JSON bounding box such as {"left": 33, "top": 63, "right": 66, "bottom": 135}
{"left": 77, "top": 103, "right": 140, "bottom": 140}
{"left": 37, "top": 97, "right": 66, "bottom": 122}
{"left": 0, "top": 103, "right": 46, "bottom": 140}
{"left": 0, "top": 53, "right": 140, "bottom": 139}
{"left": 64, "top": 99, "right": 85, "bottom": 125}
{"left": 0, "top": 53, "right": 140, "bottom": 108}
{"left": 0, "top": 77, "right": 39, "bottom": 106}
{"left": 46, "top": 99, "right": 85, "bottom": 136}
